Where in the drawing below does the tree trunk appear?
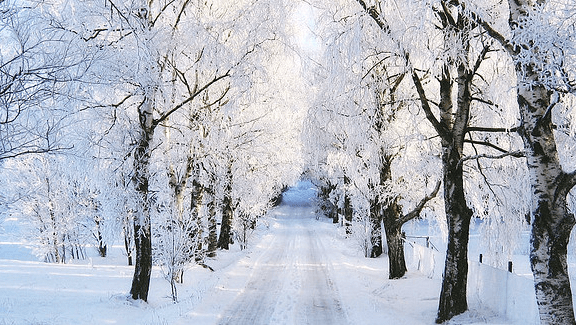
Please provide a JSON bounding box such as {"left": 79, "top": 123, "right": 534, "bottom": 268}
{"left": 344, "top": 194, "right": 352, "bottom": 234}
{"left": 369, "top": 198, "right": 383, "bottom": 258}
{"left": 516, "top": 75, "right": 576, "bottom": 324}
{"left": 191, "top": 178, "right": 205, "bottom": 261}
{"left": 218, "top": 195, "right": 233, "bottom": 250}
{"left": 436, "top": 153, "right": 472, "bottom": 323}
{"left": 124, "top": 230, "right": 133, "bottom": 266}
{"left": 218, "top": 163, "right": 233, "bottom": 250}
{"left": 343, "top": 175, "right": 353, "bottom": 234}
{"left": 130, "top": 215, "right": 152, "bottom": 301}
{"left": 206, "top": 187, "right": 218, "bottom": 258}
{"left": 123, "top": 213, "right": 134, "bottom": 266}
{"left": 435, "top": 62, "right": 474, "bottom": 323}
{"left": 494, "top": 1, "right": 576, "bottom": 322}
{"left": 95, "top": 218, "right": 107, "bottom": 257}
{"left": 383, "top": 200, "right": 406, "bottom": 279}
{"left": 129, "top": 97, "right": 155, "bottom": 302}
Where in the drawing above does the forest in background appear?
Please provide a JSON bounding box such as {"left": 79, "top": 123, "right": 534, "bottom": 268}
{"left": 1, "top": 0, "right": 576, "bottom": 323}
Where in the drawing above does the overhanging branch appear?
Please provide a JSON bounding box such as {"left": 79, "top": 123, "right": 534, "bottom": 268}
{"left": 398, "top": 180, "right": 442, "bottom": 225}
{"left": 411, "top": 70, "right": 449, "bottom": 139}
{"left": 153, "top": 71, "right": 230, "bottom": 126}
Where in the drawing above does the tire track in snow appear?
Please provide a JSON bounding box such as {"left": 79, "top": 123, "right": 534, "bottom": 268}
{"left": 295, "top": 228, "right": 346, "bottom": 324}
{"left": 218, "top": 230, "right": 292, "bottom": 325}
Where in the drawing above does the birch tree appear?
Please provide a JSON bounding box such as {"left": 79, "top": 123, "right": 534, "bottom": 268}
{"left": 348, "top": 1, "right": 528, "bottom": 321}
{"left": 448, "top": 0, "right": 576, "bottom": 322}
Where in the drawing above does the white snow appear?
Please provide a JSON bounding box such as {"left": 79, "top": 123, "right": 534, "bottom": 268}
{"left": 0, "top": 180, "right": 547, "bottom": 324}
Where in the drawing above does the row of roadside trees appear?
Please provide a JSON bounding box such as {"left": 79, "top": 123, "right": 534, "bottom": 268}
{"left": 0, "top": 0, "right": 306, "bottom": 303}
{"left": 303, "top": 0, "right": 576, "bottom": 323}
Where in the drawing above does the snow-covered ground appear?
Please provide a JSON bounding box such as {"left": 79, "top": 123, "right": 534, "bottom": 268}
{"left": 0, "top": 180, "right": 531, "bottom": 324}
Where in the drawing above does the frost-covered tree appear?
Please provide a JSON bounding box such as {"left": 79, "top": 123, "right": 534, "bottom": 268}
{"left": 50, "top": 0, "right": 294, "bottom": 301}
{"left": 449, "top": 0, "right": 576, "bottom": 322}
{"left": 303, "top": 1, "right": 442, "bottom": 281}
{"left": 0, "top": 0, "right": 86, "bottom": 164}
{"left": 5, "top": 155, "right": 115, "bottom": 263}
{"left": 348, "top": 1, "right": 528, "bottom": 321}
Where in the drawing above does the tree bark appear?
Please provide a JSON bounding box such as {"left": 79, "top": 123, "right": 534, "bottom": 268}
{"left": 206, "top": 186, "right": 218, "bottom": 258}
{"left": 435, "top": 60, "right": 474, "bottom": 324}
{"left": 516, "top": 73, "right": 576, "bottom": 324}
{"left": 123, "top": 211, "right": 134, "bottom": 266}
{"left": 383, "top": 200, "right": 406, "bottom": 279}
{"left": 344, "top": 175, "right": 353, "bottom": 234}
{"left": 436, "top": 145, "right": 472, "bottom": 322}
{"left": 191, "top": 177, "right": 205, "bottom": 261}
{"left": 218, "top": 162, "right": 233, "bottom": 250}
{"left": 506, "top": 1, "right": 576, "bottom": 322}
{"left": 369, "top": 198, "right": 383, "bottom": 258}
{"left": 129, "top": 96, "right": 155, "bottom": 302}
{"left": 95, "top": 218, "right": 107, "bottom": 257}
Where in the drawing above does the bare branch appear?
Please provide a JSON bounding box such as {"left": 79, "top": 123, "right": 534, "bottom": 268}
{"left": 463, "top": 139, "right": 510, "bottom": 153}
{"left": 398, "top": 180, "right": 442, "bottom": 225}
{"left": 0, "top": 145, "right": 74, "bottom": 161}
{"left": 466, "top": 126, "right": 520, "bottom": 133}
{"left": 153, "top": 71, "right": 230, "bottom": 127}
{"left": 458, "top": 150, "right": 525, "bottom": 168}
{"left": 469, "top": 44, "right": 491, "bottom": 83}
{"left": 411, "top": 70, "right": 449, "bottom": 138}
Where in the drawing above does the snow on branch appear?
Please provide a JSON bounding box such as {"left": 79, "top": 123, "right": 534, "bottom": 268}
{"left": 398, "top": 179, "right": 442, "bottom": 225}
{"left": 458, "top": 150, "right": 525, "bottom": 168}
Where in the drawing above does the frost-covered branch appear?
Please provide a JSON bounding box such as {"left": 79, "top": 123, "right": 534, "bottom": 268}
{"left": 355, "top": 0, "right": 389, "bottom": 32}
{"left": 153, "top": 71, "right": 230, "bottom": 126}
{"left": 397, "top": 180, "right": 441, "bottom": 225}
{"left": 443, "top": 0, "right": 517, "bottom": 56}
{"left": 458, "top": 150, "right": 525, "bottom": 168}
{"left": 411, "top": 70, "right": 449, "bottom": 139}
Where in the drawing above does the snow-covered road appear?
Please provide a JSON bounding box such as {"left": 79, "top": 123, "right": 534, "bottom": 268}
{"left": 179, "top": 181, "right": 449, "bottom": 324}
{"left": 218, "top": 204, "right": 347, "bottom": 325}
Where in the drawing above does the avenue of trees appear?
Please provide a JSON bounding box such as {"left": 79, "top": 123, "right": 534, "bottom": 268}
{"left": 1, "top": 0, "right": 576, "bottom": 323}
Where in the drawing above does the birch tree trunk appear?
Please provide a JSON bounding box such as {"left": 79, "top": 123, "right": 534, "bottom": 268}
{"left": 507, "top": 1, "right": 576, "bottom": 322}
{"left": 191, "top": 178, "right": 205, "bottom": 261}
{"left": 369, "top": 197, "right": 383, "bottom": 258}
{"left": 518, "top": 78, "right": 576, "bottom": 324}
{"left": 412, "top": 59, "right": 474, "bottom": 322}
{"left": 206, "top": 185, "right": 218, "bottom": 257}
{"left": 344, "top": 175, "right": 353, "bottom": 234}
{"left": 430, "top": 0, "right": 576, "bottom": 321}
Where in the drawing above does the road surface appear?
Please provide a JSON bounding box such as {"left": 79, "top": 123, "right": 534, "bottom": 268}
{"left": 217, "top": 196, "right": 348, "bottom": 324}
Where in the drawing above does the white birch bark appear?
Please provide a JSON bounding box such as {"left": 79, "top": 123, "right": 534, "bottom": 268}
{"left": 507, "top": 1, "right": 576, "bottom": 322}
